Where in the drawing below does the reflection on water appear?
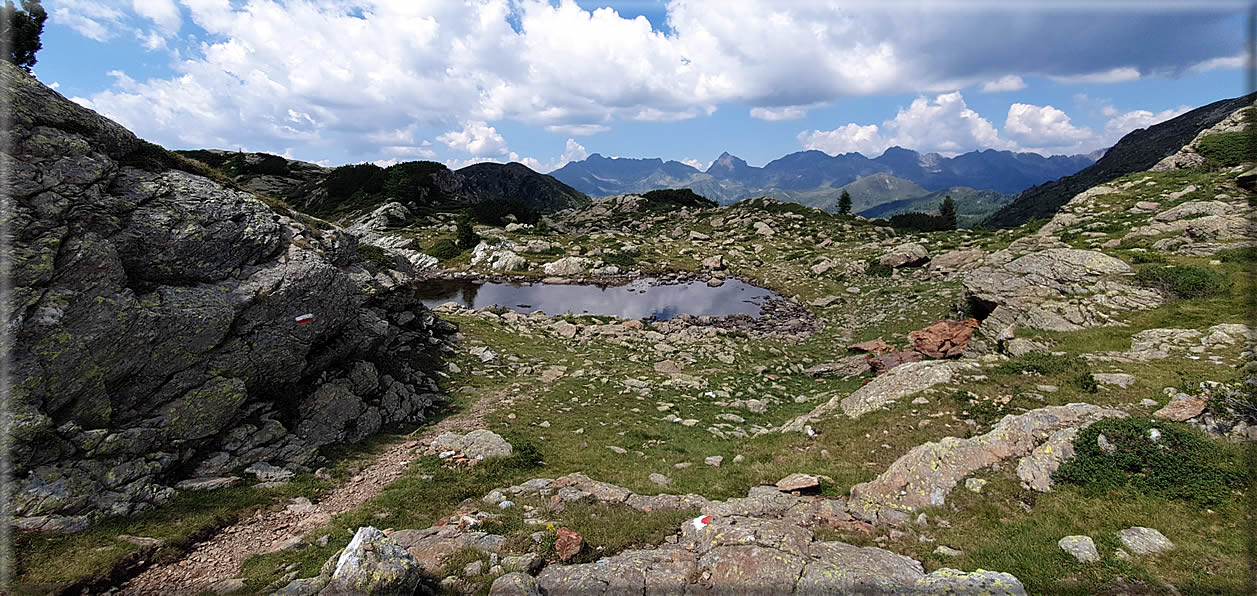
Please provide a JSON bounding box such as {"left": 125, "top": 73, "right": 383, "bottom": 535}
{"left": 416, "top": 277, "right": 777, "bottom": 320}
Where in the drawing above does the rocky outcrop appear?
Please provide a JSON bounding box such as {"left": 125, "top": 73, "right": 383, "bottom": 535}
{"left": 878, "top": 242, "right": 930, "bottom": 268}
{"left": 909, "top": 318, "right": 979, "bottom": 358}
{"left": 5, "top": 63, "right": 455, "bottom": 530}
{"left": 322, "top": 526, "right": 422, "bottom": 595}
{"left": 345, "top": 202, "right": 438, "bottom": 270}
{"left": 471, "top": 240, "right": 528, "bottom": 272}
{"left": 963, "top": 248, "right": 1162, "bottom": 344}
{"left": 848, "top": 404, "right": 1127, "bottom": 524}
{"left": 542, "top": 256, "right": 594, "bottom": 276}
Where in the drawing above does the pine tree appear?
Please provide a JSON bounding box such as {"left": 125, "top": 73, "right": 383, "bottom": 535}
{"left": 939, "top": 195, "right": 958, "bottom": 230}
{"left": 2, "top": 0, "right": 47, "bottom": 72}
{"left": 838, "top": 190, "right": 852, "bottom": 215}
{"left": 455, "top": 212, "right": 480, "bottom": 249}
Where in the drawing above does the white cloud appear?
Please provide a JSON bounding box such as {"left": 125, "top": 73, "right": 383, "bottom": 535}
{"left": 1103, "top": 105, "right": 1192, "bottom": 138}
{"left": 436, "top": 121, "right": 509, "bottom": 156}
{"left": 1003, "top": 103, "right": 1093, "bottom": 147}
{"left": 681, "top": 158, "right": 712, "bottom": 171}
{"left": 51, "top": 0, "right": 124, "bottom": 41}
{"left": 1049, "top": 67, "right": 1142, "bottom": 84}
{"left": 131, "top": 0, "right": 180, "bottom": 34}
{"left": 1190, "top": 53, "right": 1247, "bottom": 73}
{"left": 798, "top": 123, "right": 888, "bottom": 156}
{"left": 749, "top": 105, "right": 818, "bottom": 121}
{"left": 979, "top": 75, "right": 1026, "bottom": 93}
{"left": 68, "top": 1, "right": 1243, "bottom": 162}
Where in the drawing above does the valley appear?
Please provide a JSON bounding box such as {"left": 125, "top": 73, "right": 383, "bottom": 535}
{"left": 6, "top": 53, "right": 1256, "bottom": 596}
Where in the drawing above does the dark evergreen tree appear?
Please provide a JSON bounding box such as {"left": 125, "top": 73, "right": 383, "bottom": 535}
{"left": 455, "top": 211, "right": 480, "bottom": 249}
{"left": 838, "top": 190, "right": 853, "bottom": 215}
{"left": 939, "top": 195, "right": 958, "bottom": 230}
{"left": 2, "top": 0, "right": 46, "bottom": 72}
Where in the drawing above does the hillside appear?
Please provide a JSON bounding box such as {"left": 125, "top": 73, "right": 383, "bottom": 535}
{"left": 174, "top": 151, "right": 589, "bottom": 221}
{"left": 983, "top": 92, "right": 1257, "bottom": 228}
{"left": 550, "top": 146, "right": 1094, "bottom": 208}
{"left": 859, "top": 187, "right": 1014, "bottom": 228}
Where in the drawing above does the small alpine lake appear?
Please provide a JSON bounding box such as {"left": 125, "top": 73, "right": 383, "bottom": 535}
{"left": 415, "top": 277, "right": 780, "bottom": 320}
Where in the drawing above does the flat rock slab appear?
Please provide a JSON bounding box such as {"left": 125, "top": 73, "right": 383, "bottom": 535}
{"left": 780, "top": 360, "right": 967, "bottom": 432}
{"left": 1093, "top": 373, "right": 1136, "bottom": 388}
{"left": 1153, "top": 397, "right": 1208, "bottom": 422}
{"left": 849, "top": 403, "right": 1127, "bottom": 524}
{"left": 1117, "top": 527, "right": 1175, "bottom": 555}
{"left": 776, "top": 473, "right": 820, "bottom": 492}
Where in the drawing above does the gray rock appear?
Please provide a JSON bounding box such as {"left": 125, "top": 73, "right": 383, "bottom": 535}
{"left": 801, "top": 354, "right": 871, "bottom": 378}
{"left": 1058, "top": 535, "right": 1099, "bottom": 563}
{"left": 783, "top": 361, "right": 964, "bottom": 431}
{"left": 776, "top": 473, "right": 820, "bottom": 492}
{"left": 1093, "top": 373, "right": 1136, "bottom": 388}
{"left": 879, "top": 243, "right": 931, "bottom": 268}
{"left": 1117, "top": 527, "right": 1175, "bottom": 555}
{"left": 933, "top": 545, "right": 963, "bottom": 557}
{"left": 489, "top": 572, "right": 541, "bottom": 595}
{"left": 849, "top": 404, "right": 1127, "bottom": 524}
{"left": 245, "top": 462, "right": 294, "bottom": 483}
{"left": 543, "top": 256, "right": 594, "bottom": 276}
{"left": 704, "top": 456, "right": 723, "bottom": 467}
{"left": 429, "top": 430, "right": 513, "bottom": 461}
{"left": 319, "top": 526, "right": 421, "bottom": 595}
{"left": 649, "top": 473, "right": 671, "bottom": 487}
{"left": 175, "top": 477, "right": 240, "bottom": 491}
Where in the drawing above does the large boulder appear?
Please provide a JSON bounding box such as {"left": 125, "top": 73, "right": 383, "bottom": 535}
{"left": 320, "top": 527, "right": 422, "bottom": 595}
{"left": 429, "top": 430, "right": 513, "bottom": 461}
{"left": 878, "top": 243, "right": 930, "bottom": 268}
{"left": 849, "top": 404, "right": 1127, "bottom": 524}
{"left": 4, "top": 62, "right": 455, "bottom": 529}
{"left": 471, "top": 241, "right": 528, "bottom": 272}
{"left": 543, "top": 256, "right": 594, "bottom": 276}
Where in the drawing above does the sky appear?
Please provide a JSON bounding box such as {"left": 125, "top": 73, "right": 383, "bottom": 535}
{"left": 31, "top": 0, "right": 1254, "bottom": 173}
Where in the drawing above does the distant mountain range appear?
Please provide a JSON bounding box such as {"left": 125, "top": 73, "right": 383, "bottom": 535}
{"left": 549, "top": 146, "right": 1099, "bottom": 212}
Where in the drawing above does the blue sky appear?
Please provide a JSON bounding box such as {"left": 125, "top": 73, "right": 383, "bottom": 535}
{"left": 33, "top": 1, "right": 1252, "bottom": 171}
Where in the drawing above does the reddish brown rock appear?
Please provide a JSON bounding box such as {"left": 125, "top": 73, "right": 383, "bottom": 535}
{"left": 555, "top": 527, "right": 583, "bottom": 561}
{"left": 775, "top": 473, "right": 820, "bottom": 492}
{"left": 848, "top": 339, "right": 892, "bottom": 354}
{"left": 909, "top": 319, "right": 980, "bottom": 358}
{"left": 1153, "top": 397, "right": 1208, "bottom": 422}
{"left": 867, "top": 351, "right": 926, "bottom": 374}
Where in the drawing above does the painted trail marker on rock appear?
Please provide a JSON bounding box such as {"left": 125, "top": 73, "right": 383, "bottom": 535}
{"left": 295, "top": 313, "right": 315, "bottom": 324}
{"left": 690, "top": 515, "right": 713, "bottom": 531}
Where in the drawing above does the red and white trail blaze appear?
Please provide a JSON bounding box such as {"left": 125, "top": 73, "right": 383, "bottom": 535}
{"left": 690, "top": 515, "right": 713, "bottom": 531}
{"left": 295, "top": 313, "right": 315, "bottom": 324}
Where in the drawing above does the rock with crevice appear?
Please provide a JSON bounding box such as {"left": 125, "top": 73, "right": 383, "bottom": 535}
{"left": 781, "top": 360, "right": 968, "bottom": 431}
{"left": 849, "top": 403, "right": 1127, "bottom": 524}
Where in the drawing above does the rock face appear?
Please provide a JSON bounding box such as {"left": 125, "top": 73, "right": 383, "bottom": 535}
{"left": 471, "top": 241, "right": 528, "bottom": 272}
{"left": 848, "top": 404, "right": 1127, "bottom": 524}
{"left": 543, "top": 256, "right": 594, "bottom": 276}
{"left": 964, "top": 248, "right": 1161, "bottom": 342}
{"left": 781, "top": 361, "right": 967, "bottom": 431}
{"left": 344, "top": 202, "right": 438, "bottom": 270}
{"left": 4, "top": 63, "right": 455, "bottom": 530}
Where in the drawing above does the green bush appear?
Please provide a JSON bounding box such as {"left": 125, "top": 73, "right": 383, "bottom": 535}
{"left": 888, "top": 211, "right": 951, "bottom": 232}
{"left": 1126, "top": 250, "right": 1167, "bottom": 264}
{"left": 1135, "top": 265, "right": 1232, "bottom": 298}
{"left": 1215, "top": 246, "right": 1257, "bottom": 263}
{"left": 455, "top": 212, "right": 481, "bottom": 250}
{"left": 1195, "top": 131, "right": 1255, "bottom": 169}
{"left": 641, "top": 188, "right": 716, "bottom": 211}
{"left": 427, "top": 239, "right": 462, "bottom": 261}
{"left": 601, "top": 253, "right": 636, "bottom": 267}
{"left": 1069, "top": 371, "right": 1098, "bottom": 392}
{"left": 1054, "top": 417, "right": 1244, "bottom": 506}
{"left": 470, "top": 198, "right": 539, "bottom": 226}
{"left": 121, "top": 141, "right": 236, "bottom": 188}
{"left": 864, "top": 262, "right": 893, "bottom": 277}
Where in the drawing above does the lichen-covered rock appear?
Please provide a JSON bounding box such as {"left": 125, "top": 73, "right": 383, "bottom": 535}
{"left": 849, "top": 404, "right": 1127, "bottom": 524}
{"left": 319, "top": 527, "right": 421, "bottom": 595}
{"left": 1117, "top": 527, "right": 1175, "bottom": 555}
{"left": 429, "top": 430, "right": 513, "bottom": 461}
{"left": 470, "top": 240, "right": 528, "bottom": 272}
{"left": 4, "top": 62, "right": 455, "bottom": 528}
{"left": 1016, "top": 427, "right": 1080, "bottom": 492}
{"left": 878, "top": 242, "right": 930, "bottom": 268}
{"left": 542, "top": 256, "right": 594, "bottom": 276}
{"left": 1059, "top": 535, "right": 1100, "bottom": 562}
{"left": 488, "top": 573, "right": 541, "bottom": 596}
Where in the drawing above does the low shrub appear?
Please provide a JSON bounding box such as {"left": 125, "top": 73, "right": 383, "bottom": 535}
{"left": 1054, "top": 417, "right": 1244, "bottom": 506}
{"left": 1134, "top": 265, "right": 1232, "bottom": 298}
{"left": 864, "top": 262, "right": 893, "bottom": 277}
{"left": 1126, "top": 250, "right": 1167, "bottom": 264}
{"left": 641, "top": 188, "right": 717, "bottom": 211}
{"left": 356, "top": 244, "right": 394, "bottom": 270}
{"left": 996, "top": 352, "right": 1089, "bottom": 377}
{"left": 601, "top": 253, "right": 637, "bottom": 267}
{"left": 1215, "top": 246, "right": 1257, "bottom": 263}
{"left": 427, "top": 239, "right": 462, "bottom": 261}
{"left": 1195, "top": 130, "right": 1255, "bottom": 169}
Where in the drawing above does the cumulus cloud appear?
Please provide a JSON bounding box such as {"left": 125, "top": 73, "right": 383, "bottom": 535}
{"left": 681, "top": 158, "right": 713, "bottom": 171}
{"left": 437, "top": 121, "right": 510, "bottom": 156}
{"left": 1103, "top": 105, "right": 1193, "bottom": 139}
{"left": 63, "top": 1, "right": 1242, "bottom": 161}
{"left": 1003, "top": 103, "right": 1093, "bottom": 148}
{"left": 979, "top": 75, "right": 1026, "bottom": 93}
{"left": 1190, "top": 53, "right": 1247, "bottom": 73}
{"left": 798, "top": 123, "right": 888, "bottom": 157}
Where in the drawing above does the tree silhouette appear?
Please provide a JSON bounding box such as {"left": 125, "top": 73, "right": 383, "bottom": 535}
{"left": 2, "top": 0, "right": 47, "bottom": 72}
{"left": 939, "top": 195, "right": 958, "bottom": 230}
{"left": 838, "top": 190, "right": 853, "bottom": 215}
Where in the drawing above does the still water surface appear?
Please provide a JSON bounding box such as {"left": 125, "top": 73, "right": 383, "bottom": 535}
{"left": 416, "top": 277, "right": 778, "bottom": 320}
